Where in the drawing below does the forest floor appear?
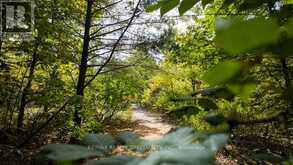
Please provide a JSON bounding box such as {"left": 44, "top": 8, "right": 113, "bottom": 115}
{"left": 1, "top": 107, "right": 291, "bottom": 164}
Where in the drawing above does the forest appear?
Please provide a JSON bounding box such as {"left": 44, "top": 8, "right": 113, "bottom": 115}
{"left": 0, "top": 0, "right": 292, "bottom": 164}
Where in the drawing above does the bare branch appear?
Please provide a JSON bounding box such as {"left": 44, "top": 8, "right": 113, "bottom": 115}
{"left": 90, "top": 26, "right": 126, "bottom": 40}
{"left": 93, "top": 0, "right": 122, "bottom": 13}
{"left": 84, "top": 0, "right": 142, "bottom": 88}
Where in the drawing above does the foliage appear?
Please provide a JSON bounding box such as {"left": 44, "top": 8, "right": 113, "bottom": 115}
{"left": 42, "top": 128, "right": 228, "bottom": 165}
{"left": 142, "top": 62, "right": 194, "bottom": 110}
{"left": 0, "top": 0, "right": 293, "bottom": 164}
{"left": 144, "top": 0, "right": 293, "bottom": 123}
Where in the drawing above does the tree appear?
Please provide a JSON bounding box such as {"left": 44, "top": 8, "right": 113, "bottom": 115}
{"left": 73, "top": 0, "right": 143, "bottom": 126}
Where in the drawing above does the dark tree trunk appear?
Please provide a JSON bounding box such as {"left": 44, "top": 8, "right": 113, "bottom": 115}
{"left": 17, "top": 43, "right": 39, "bottom": 130}
{"left": 191, "top": 79, "right": 196, "bottom": 93}
{"left": 280, "top": 57, "right": 293, "bottom": 125}
{"left": 74, "top": 0, "right": 93, "bottom": 126}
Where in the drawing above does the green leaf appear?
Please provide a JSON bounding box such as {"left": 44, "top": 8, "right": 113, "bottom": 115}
{"left": 131, "top": 148, "right": 214, "bottom": 165}
{"left": 160, "top": 0, "right": 180, "bottom": 16}
{"left": 216, "top": 17, "right": 280, "bottom": 54}
{"left": 134, "top": 128, "right": 197, "bottom": 152}
{"left": 210, "top": 88, "right": 235, "bottom": 100}
{"left": 228, "top": 83, "right": 256, "bottom": 100}
{"left": 178, "top": 0, "right": 199, "bottom": 16}
{"left": 201, "top": 0, "right": 213, "bottom": 8}
{"left": 269, "top": 38, "right": 293, "bottom": 57}
{"left": 152, "top": 127, "right": 196, "bottom": 149}
{"left": 43, "top": 144, "right": 103, "bottom": 161}
{"left": 202, "top": 61, "right": 242, "bottom": 87}
{"left": 197, "top": 98, "right": 218, "bottom": 110}
{"left": 126, "top": 139, "right": 150, "bottom": 152}
{"left": 83, "top": 134, "right": 116, "bottom": 147}
{"left": 116, "top": 132, "right": 139, "bottom": 145}
{"left": 83, "top": 134, "right": 116, "bottom": 153}
{"left": 202, "top": 134, "right": 228, "bottom": 153}
{"left": 84, "top": 156, "right": 140, "bottom": 165}
{"left": 145, "top": 1, "right": 163, "bottom": 13}
{"left": 197, "top": 87, "right": 235, "bottom": 100}
{"left": 169, "top": 105, "right": 201, "bottom": 117}
{"left": 204, "top": 114, "right": 226, "bottom": 126}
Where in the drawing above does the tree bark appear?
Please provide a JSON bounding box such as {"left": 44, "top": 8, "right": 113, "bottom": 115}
{"left": 280, "top": 57, "right": 293, "bottom": 125}
{"left": 74, "top": 0, "right": 93, "bottom": 126}
{"left": 17, "top": 43, "right": 39, "bottom": 130}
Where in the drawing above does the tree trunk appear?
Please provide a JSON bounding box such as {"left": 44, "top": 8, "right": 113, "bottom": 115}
{"left": 74, "top": 0, "right": 93, "bottom": 126}
{"left": 280, "top": 57, "right": 293, "bottom": 125}
{"left": 17, "top": 43, "right": 39, "bottom": 130}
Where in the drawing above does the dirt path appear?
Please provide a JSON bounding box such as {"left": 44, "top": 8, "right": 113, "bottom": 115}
{"left": 131, "top": 106, "right": 174, "bottom": 140}
{"left": 111, "top": 106, "right": 238, "bottom": 164}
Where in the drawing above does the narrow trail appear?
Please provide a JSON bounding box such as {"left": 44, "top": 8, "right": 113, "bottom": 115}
{"left": 112, "top": 106, "right": 238, "bottom": 164}
{"left": 131, "top": 106, "right": 174, "bottom": 140}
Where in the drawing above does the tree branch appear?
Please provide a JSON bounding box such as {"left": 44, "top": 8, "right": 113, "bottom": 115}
{"left": 84, "top": 0, "right": 142, "bottom": 88}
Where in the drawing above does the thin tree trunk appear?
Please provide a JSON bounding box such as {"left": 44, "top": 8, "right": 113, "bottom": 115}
{"left": 280, "top": 57, "right": 292, "bottom": 126}
{"left": 74, "top": 0, "right": 93, "bottom": 126}
{"left": 17, "top": 43, "right": 39, "bottom": 130}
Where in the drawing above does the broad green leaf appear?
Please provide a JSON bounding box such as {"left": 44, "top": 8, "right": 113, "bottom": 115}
{"left": 127, "top": 128, "right": 228, "bottom": 165}
{"left": 169, "top": 105, "right": 201, "bottom": 117}
{"left": 129, "top": 128, "right": 198, "bottom": 153}
{"left": 269, "top": 38, "right": 293, "bottom": 56}
{"left": 84, "top": 156, "right": 140, "bottom": 165}
{"left": 202, "top": 134, "right": 228, "bottom": 153}
{"left": 197, "top": 98, "right": 218, "bottom": 110}
{"left": 83, "top": 134, "right": 116, "bottom": 147}
{"left": 210, "top": 88, "right": 235, "bottom": 100}
{"left": 197, "top": 87, "right": 235, "bottom": 100}
{"left": 228, "top": 83, "right": 256, "bottom": 100}
{"left": 151, "top": 127, "right": 196, "bottom": 149}
{"left": 216, "top": 17, "right": 279, "bottom": 54}
{"left": 43, "top": 144, "right": 103, "bottom": 161}
{"left": 115, "top": 134, "right": 148, "bottom": 152}
{"left": 178, "top": 0, "right": 199, "bottom": 16}
{"left": 201, "top": 0, "right": 213, "bottom": 8}
{"left": 204, "top": 114, "right": 226, "bottom": 126}
{"left": 116, "top": 132, "right": 139, "bottom": 145}
{"left": 202, "top": 61, "right": 242, "bottom": 87}
{"left": 145, "top": 1, "right": 162, "bottom": 12}
{"left": 126, "top": 139, "right": 150, "bottom": 152}
{"left": 134, "top": 148, "right": 214, "bottom": 165}
{"left": 44, "top": 129, "right": 228, "bottom": 165}
{"left": 160, "top": 0, "right": 180, "bottom": 16}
